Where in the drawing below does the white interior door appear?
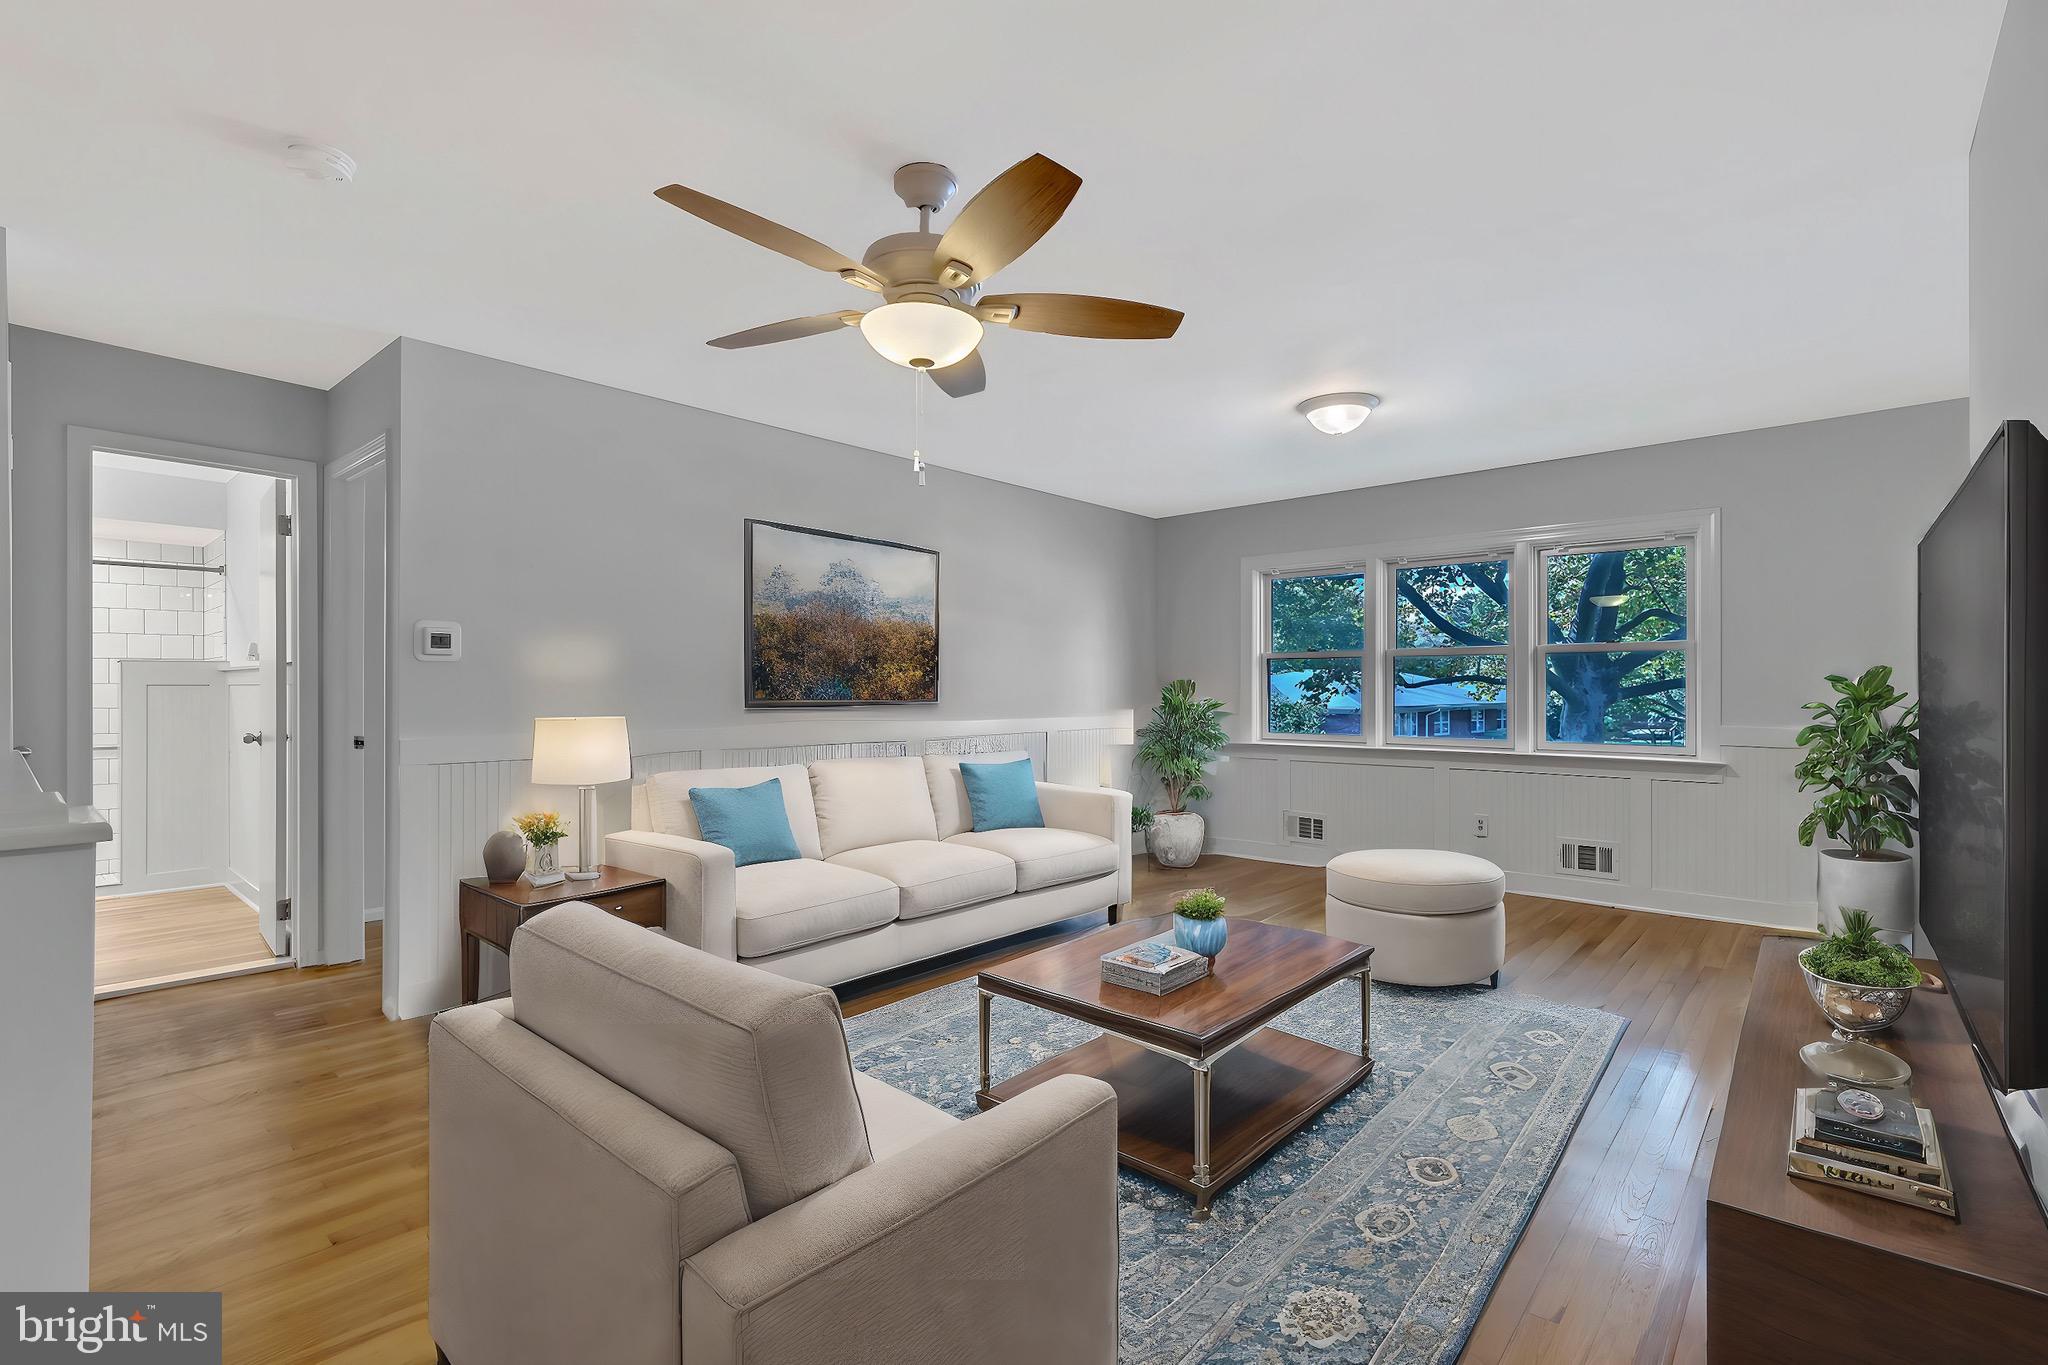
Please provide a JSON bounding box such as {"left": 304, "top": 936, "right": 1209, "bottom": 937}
{"left": 255, "top": 481, "right": 290, "bottom": 955}
{"left": 359, "top": 465, "right": 387, "bottom": 923}
{"left": 224, "top": 671, "right": 267, "bottom": 907}
{"left": 118, "top": 660, "right": 226, "bottom": 894}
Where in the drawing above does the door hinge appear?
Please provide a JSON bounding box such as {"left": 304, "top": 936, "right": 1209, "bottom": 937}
{"left": 277, "top": 898, "right": 292, "bottom": 922}
{"left": 277, "top": 513, "right": 294, "bottom": 537}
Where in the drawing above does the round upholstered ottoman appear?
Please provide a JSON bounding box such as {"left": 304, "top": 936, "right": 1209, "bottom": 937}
{"left": 1324, "top": 849, "right": 1506, "bottom": 988}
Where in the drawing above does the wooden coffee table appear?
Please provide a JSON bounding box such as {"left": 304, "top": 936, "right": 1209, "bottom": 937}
{"left": 975, "top": 914, "right": 1373, "bottom": 1216}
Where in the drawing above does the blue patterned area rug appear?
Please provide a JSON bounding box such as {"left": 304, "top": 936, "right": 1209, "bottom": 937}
{"left": 844, "top": 974, "right": 1625, "bottom": 1363}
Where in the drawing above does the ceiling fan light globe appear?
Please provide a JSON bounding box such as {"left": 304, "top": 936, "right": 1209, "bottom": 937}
{"left": 859, "top": 301, "right": 983, "bottom": 370}
{"left": 1296, "top": 392, "right": 1382, "bottom": 435}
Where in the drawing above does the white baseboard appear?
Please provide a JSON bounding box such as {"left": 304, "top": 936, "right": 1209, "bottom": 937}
{"left": 364, "top": 905, "right": 384, "bottom": 923}
{"left": 223, "top": 871, "right": 259, "bottom": 913}
{"left": 1206, "top": 837, "right": 1816, "bottom": 933}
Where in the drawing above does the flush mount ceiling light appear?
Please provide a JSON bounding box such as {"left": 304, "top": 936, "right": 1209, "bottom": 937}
{"left": 858, "top": 299, "right": 984, "bottom": 370}
{"left": 283, "top": 141, "right": 357, "bottom": 183}
{"left": 1588, "top": 593, "right": 1629, "bottom": 608}
{"left": 1297, "top": 392, "right": 1382, "bottom": 435}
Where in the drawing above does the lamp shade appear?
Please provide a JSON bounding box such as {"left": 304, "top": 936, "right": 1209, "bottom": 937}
{"left": 531, "top": 716, "right": 632, "bottom": 786}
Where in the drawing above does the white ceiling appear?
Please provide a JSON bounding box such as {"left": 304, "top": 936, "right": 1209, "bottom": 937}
{"left": 0, "top": 2, "right": 2005, "bottom": 516}
{"left": 92, "top": 517, "right": 220, "bottom": 548}
{"left": 93, "top": 451, "right": 236, "bottom": 483}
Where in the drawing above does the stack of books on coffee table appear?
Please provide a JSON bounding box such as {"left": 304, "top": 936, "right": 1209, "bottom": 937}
{"left": 1786, "top": 1085, "right": 1954, "bottom": 1218}
{"left": 1100, "top": 936, "right": 1209, "bottom": 995}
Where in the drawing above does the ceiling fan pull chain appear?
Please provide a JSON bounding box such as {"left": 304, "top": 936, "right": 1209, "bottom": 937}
{"left": 912, "top": 366, "right": 927, "bottom": 486}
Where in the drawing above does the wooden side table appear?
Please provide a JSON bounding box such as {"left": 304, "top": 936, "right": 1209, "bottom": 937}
{"left": 457, "top": 865, "right": 667, "bottom": 1004}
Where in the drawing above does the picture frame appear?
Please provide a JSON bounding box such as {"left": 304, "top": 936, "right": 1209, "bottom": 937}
{"left": 743, "top": 519, "right": 941, "bottom": 708}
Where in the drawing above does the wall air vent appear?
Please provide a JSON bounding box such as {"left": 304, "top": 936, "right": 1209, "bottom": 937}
{"left": 1284, "top": 811, "right": 1327, "bottom": 845}
{"left": 1559, "top": 838, "right": 1618, "bottom": 880}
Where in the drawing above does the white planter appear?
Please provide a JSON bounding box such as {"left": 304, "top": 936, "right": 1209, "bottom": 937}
{"left": 1817, "top": 849, "right": 1916, "bottom": 943}
{"left": 1148, "top": 811, "right": 1206, "bottom": 868}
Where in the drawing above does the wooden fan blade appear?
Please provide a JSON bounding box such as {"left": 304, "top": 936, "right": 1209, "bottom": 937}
{"left": 655, "top": 184, "right": 864, "bottom": 277}
{"left": 707, "top": 311, "right": 861, "bottom": 349}
{"left": 979, "top": 293, "right": 1184, "bottom": 339}
{"left": 927, "top": 349, "right": 986, "bottom": 397}
{"left": 931, "top": 154, "right": 1081, "bottom": 287}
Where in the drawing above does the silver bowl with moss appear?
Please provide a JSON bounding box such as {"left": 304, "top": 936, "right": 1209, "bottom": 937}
{"left": 1797, "top": 910, "right": 1922, "bottom": 1038}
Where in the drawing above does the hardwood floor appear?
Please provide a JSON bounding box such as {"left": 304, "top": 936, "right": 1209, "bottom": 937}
{"left": 94, "top": 885, "right": 281, "bottom": 994}
{"left": 91, "top": 855, "right": 1768, "bottom": 1363}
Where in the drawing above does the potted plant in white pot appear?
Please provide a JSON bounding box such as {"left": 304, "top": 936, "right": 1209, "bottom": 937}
{"left": 1135, "top": 679, "right": 1229, "bottom": 869}
{"left": 1795, "top": 665, "right": 1920, "bottom": 941}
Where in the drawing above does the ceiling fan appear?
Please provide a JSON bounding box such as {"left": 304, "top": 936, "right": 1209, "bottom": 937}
{"left": 653, "top": 155, "right": 1183, "bottom": 397}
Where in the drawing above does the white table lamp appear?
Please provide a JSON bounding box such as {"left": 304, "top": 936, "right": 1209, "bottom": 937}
{"left": 531, "top": 716, "right": 632, "bottom": 882}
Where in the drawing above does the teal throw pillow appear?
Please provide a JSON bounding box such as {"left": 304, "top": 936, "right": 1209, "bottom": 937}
{"left": 960, "top": 758, "right": 1044, "bottom": 833}
{"left": 689, "top": 778, "right": 801, "bottom": 866}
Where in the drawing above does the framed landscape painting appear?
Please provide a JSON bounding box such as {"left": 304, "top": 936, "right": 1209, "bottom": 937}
{"left": 744, "top": 519, "right": 940, "bottom": 707}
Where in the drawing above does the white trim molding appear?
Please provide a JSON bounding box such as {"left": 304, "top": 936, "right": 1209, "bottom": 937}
{"left": 1195, "top": 737, "right": 1816, "bottom": 931}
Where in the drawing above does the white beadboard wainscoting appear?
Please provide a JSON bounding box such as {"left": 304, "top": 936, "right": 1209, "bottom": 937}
{"left": 388, "top": 714, "right": 1135, "bottom": 1019}
{"left": 1198, "top": 738, "right": 1822, "bottom": 932}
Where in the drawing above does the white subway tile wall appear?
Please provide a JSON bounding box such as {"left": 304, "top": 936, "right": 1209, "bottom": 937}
{"left": 92, "top": 536, "right": 229, "bottom": 885}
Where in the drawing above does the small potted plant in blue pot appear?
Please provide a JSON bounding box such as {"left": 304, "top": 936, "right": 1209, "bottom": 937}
{"left": 1172, "top": 888, "right": 1228, "bottom": 959}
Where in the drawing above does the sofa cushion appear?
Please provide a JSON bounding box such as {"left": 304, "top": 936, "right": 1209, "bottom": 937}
{"left": 509, "top": 903, "right": 870, "bottom": 1219}
{"left": 827, "top": 840, "right": 1017, "bottom": 920}
{"left": 809, "top": 757, "right": 940, "bottom": 859}
{"left": 734, "top": 858, "right": 899, "bottom": 957}
{"left": 851, "top": 1071, "right": 958, "bottom": 1161}
{"left": 923, "top": 750, "right": 1032, "bottom": 840}
{"left": 960, "top": 758, "right": 1045, "bottom": 832}
{"left": 690, "top": 778, "right": 802, "bottom": 866}
{"left": 648, "top": 764, "right": 822, "bottom": 860}
{"left": 946, "top": 827, "right": 1119, "bottom": 892}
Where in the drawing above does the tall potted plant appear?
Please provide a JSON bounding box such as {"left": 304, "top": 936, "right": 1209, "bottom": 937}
{"left": 1794, "top": 665, "right": 1920, "bottom": 939}
{"left": 1135, "top": 679, "right": 1230, "bottom": 868}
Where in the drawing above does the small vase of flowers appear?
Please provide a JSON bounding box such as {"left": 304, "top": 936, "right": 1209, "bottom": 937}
{"left": 1172, "top": 888, "right": 1228, "bottom": 959}
{"left": 514, "top": 810, "right": 568, "bottom": 886}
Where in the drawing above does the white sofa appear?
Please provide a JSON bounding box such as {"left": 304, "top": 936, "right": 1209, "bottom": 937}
{"left": 606, "top": 753, "right": 1132, "bottom": 986}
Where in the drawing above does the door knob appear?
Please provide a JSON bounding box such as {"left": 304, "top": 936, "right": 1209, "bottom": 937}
{"left": 243, "top": 731, "right": 264, "bottom": 746}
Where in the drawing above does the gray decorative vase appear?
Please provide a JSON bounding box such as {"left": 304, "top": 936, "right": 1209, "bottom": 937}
{"left": 1148, "top": 811, "right": 1205, "bottom": 868}
{"left": 483, "top": 829, "right": 528, "bottom": 882}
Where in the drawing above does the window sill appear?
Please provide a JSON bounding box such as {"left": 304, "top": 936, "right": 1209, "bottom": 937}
{"left": 1227, "top": 737, "right": 1728, "bottom": 781}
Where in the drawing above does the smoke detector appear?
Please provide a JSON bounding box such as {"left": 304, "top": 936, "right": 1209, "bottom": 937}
{"left": 284, "top": 142, "right": 357, "bottom": 183}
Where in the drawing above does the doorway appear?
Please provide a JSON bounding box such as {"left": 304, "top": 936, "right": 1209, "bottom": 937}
{"left": 71, "top": 436, "right": 318, "bottom": 997}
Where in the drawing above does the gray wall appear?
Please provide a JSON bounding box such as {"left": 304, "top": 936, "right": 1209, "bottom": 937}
{"left": 1, "top": 233, "right": 11, "bottom": 745}
{"left": 392, "top": 339, "right": 1157, "bottom": 746}
{"left": 6, "top": 326, "right": 326, "bottom": 795}
{"left": 1969, "top": 0, "right": 2048, "bottom": 456}
{"left": 1154, "top": 400, "right": 1967, "bottom": 736}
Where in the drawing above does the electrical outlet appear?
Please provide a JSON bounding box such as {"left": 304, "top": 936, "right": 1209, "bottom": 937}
{"left": 1474, "top": 815, "right": 1490, "bottom": 838}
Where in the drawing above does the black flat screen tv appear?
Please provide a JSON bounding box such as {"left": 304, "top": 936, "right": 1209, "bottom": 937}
{"left": 1919, "top": 418, "right": 2048, "bottom": 1093}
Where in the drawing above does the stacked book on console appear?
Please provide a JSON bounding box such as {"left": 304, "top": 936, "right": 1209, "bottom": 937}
{"left": 1786, "top": 1086, "right": 1954, "bottom": 1218}
{"left": 1100, "top": 936, "right": 1209, "bottom": 995}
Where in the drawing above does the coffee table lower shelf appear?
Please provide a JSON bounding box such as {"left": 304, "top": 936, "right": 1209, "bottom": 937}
{"left": 975, "top": 1027, "right": 1373, "bottom": 1212}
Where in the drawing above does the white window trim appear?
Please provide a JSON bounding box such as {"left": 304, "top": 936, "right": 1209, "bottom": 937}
{"left": 1243, "top": 509, "right": 1721, "bottom": 765}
